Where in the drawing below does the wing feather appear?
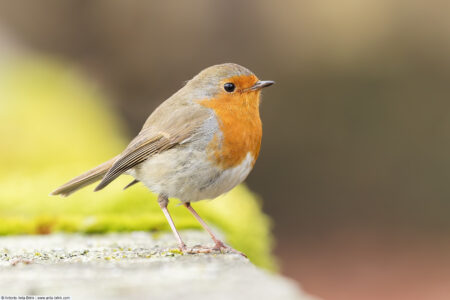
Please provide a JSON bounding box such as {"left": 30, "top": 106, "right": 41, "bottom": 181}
{"left": 94, "top": 110, "right": 209, "bottom": 191}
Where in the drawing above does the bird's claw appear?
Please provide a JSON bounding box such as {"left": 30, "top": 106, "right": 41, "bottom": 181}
{"left": 213, "top": 241, "right": 247, "bottom": 258}
{"left": 176, "top": 240, "right": 246, "bottom": 257}
{"left": 178, "top": 242, "right": 247, "bottom": 258}
{"left": 178, "top": 243, "right": 188, "bottom": 252}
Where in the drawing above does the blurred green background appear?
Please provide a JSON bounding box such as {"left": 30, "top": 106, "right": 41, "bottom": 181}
{"left": 0, "top": 1, "right": 450, "bottom": 300}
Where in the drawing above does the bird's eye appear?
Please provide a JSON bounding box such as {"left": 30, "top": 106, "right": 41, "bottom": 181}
{"left": 223, "top": 82, "right": 235, "bottom": 93}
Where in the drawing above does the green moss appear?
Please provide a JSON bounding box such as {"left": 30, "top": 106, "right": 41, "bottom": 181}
{"left": 169, "top": 249, "right": 183, "bottom": 255}
{"left": 0, "top": 56, "right": 277, "bottom": 271}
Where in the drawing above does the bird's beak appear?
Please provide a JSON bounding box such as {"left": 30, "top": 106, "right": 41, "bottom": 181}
{"left": 246, "top": 80, "right": 275, "bottom": 91}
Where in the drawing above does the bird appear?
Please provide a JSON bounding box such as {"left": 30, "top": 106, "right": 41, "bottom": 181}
{"left": 50, "top": 63, "right": 274, "bottom": 256}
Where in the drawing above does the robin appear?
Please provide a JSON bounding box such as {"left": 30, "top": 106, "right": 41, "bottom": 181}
{"left": 51, "top": 63, "right": 274, "bottom": 256}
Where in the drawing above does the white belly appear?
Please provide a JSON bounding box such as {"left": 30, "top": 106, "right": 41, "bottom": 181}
{"left": 129, "top": 149, "right": 254, "bottom": 203}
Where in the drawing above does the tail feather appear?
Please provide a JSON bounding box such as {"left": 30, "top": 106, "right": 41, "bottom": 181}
{"left": 50, "top": 156, "right": 118, "bottom": 197}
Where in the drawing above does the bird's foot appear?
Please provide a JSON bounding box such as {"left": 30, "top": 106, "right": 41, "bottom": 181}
{"left": 212, "top": 240, "right": 247, "bottom": 258}
{"left": 184, "top": 241, "right": 247, "bottom": 258}
{"left": 178, "top": 243, "right": 188, "bottom": 253}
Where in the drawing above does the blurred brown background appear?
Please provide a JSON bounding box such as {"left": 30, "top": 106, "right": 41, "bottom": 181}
{"left": 1, "top": 1, "right": 450, "bottom": 299}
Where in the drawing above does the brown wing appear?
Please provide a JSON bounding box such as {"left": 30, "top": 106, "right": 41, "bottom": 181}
{"left": 94, "top": 107, "right": 210, "bottom": 191}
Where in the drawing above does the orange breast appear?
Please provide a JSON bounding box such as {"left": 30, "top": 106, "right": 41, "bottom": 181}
{"left": 199, "top": 80, "right": 262, "bottom": 169}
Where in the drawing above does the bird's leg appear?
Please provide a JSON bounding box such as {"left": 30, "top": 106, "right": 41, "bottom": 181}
{"left": 183, "top": 202, "right": 247, "bottom": 257}
{"left": 158, "top": 194, "right": 187, "bottom": 252}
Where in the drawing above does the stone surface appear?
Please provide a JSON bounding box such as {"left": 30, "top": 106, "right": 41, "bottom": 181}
{"left": 0, "top": 231, "right": 316, "bottom": 300}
